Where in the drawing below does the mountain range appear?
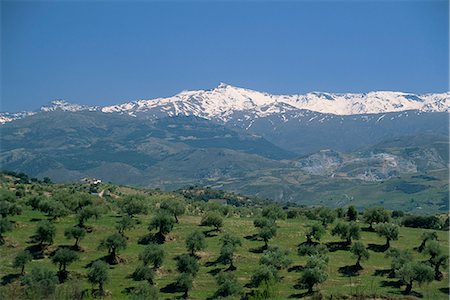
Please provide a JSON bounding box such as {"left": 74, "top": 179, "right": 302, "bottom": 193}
{"left": 1, "top": 84, "right": 448, "bottom": 213}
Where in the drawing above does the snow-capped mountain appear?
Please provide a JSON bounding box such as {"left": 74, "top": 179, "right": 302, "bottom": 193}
{"left": 40, "top": 100, "right": 99, "bottom": 112}
{"left": 1, "top": 83, "right": 448, "bottom": 124}
{"left": 101, "top": 83, "right": 450, "bottom": 121}
{"left": 0, "top": 111, "right": 36, "bottom": 124}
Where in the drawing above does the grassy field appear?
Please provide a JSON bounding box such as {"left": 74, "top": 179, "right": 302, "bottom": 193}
{"left": 1, "top": 202, "right": 448, "bottom": 300}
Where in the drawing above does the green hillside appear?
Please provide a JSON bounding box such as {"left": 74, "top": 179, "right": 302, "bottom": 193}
{"left": 0, "top": 172, "right": 448, "bottom": 299}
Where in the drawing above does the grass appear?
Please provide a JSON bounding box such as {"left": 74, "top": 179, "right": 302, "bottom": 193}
{"left": 1, "top": 206, "right": 449, "bottom": 299}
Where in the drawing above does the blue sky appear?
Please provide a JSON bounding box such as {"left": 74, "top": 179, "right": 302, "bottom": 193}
{"left": 1, "top": 0, "right": 448, "bottom": 111}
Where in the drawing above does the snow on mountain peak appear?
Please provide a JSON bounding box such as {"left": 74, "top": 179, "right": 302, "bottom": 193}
{"left": 99, "top": 85, "right": 449, "bottom": 121}
{"left": 2, "top": 84, "right": 449, "bottom": 125}
{"left": 41, "top": 100, "right": 99, "bottom": 112}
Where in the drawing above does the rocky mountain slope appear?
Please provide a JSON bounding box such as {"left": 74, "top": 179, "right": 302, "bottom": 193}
{"left": 0, "top": 84, "right": 448, "bottom": 212}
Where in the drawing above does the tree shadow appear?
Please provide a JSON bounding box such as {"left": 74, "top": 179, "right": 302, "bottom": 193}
{"left": 30, "top": 218, "right": 42, "bottom": 222}
{"left": 205, "top": 258, "right": 221, "bottom": 267}
{"left": 297, "top": 241, "right": 319, "bottom": 248}
{"left": 249, "top": 245, "right": 267, "bottom": 254}
{"left": 57, "top": 270, "right": 69, "bottom": 283}
{"left": 225, "top": 264, "right": 236, "bottom": 272}
{"left": 138, "top": 233, "right": 165, "bottom": 245}
{"left": 440, "top": 287, "right": 449, "bottom": 295}
{"left": 1, "top": 273, "right": 21, "bottom": 285}
{"left": 208, "top": 268, "right": 222, "bottom": 276}
{"left": 373, "top": 268, "right": 392, "bottom": 277}
{"left": 288, "top": 291, "right": 312, "bottom": 298}
{"left": 361, "top": 227, "right": 375, "bottom": 232}
{"left": 367, "top": 243, "right": 388, "bottom": 253}
{"left": 338, "top": 264, "right": 362, "bottom": 277}
{"left": 244, "top": 234, "right": 259, "bottom": 241}
{"left": 325, "top": 241, "right": 350, "bottom": 252}
{"left": 160, "top": 282, "right": 183, "bottom": 294}
{"left": 84, "top": 256, "right": 110, "bottom": 268}
{"left": 202, "top": 229, "right": 219, "bottom": 238}
{"left": 401, "top": 290, "right": 423, "bottom": 298}
{"left": 380, "top": 280, "right": 403, "bottom": 288}
{"left": 288, "top": 265, "right": 304, "bottom": 273}
{"left": 24, "top": 244, "right": 45, "bottom": 259}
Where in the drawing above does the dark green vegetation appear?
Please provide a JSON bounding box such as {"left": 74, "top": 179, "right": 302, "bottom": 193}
{"left": 0, "top": 172, "right": 448, "bottom": 299}
{"left": 0, "top": 111, "right": 448, "bottom": 214}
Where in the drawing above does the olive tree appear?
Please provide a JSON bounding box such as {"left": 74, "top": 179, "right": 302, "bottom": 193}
{"left": 13, "top": 250, "right": 32, "bottom": 275}
{"left": 200, "top": 211, "right": 223, "bottom": 232}
{"left": 305, "top": 223, "right": 326, "bottom": 244}
{"left": 160, "top": 199, "right": 185, "bottom": 223}
{"left": 396, "top": 262, "right": 434, "bottom": 294}
{"left": 350, "top": 242, "right": 369, "bottom": 269}
{"left": 22, "top": 267, "right": 58, "bottom": 299}
{"left": 218, "top": 233, "right": 242, "bottom": 270}
{"left": 416, "top": 231, "right": 438, "bottom": 253}
{"left": 176, "top": 254, "right": 199, "bottom": 276}
{"left": 148, "top": 211, "right": 176, "bottom": 241}
{"left": 32, "top": 220, "right": 56, "bottom": 247}
{"left": 261, "top": 204, "right": 286, "bottom": 221}
{"left": 431, "top": 253, "right": 449, "bottom": 280}
{"left": 213, "top": 272, "right": 242, "bottom": 298}
{"left": 375, "top": 223, "right": 399, "bottom": 249}
{"left": 331, "top": 222, "right": 361, "bottom": 245}
{"left": 116, "top": 216, "right": 137, "bottom": 238}
{"left": 317, "top": 208, "right": 336, "bottom": 228}
{"left": 363, "top": 207, "right": 390, "bottom": 231}
{"left": 298, "top": 255, "right": 328, "bottom": 294}
{"left": 131, "top": 265, "right": 154, "bottom": 284}
{"left": 88, "top": 261, "right": 109, "bottom": 296}
{"left": 346, "top": 206, "right": 358, "bottom": 221}
{"left": 64, "top": 227, "right": 86, "bottom": 250}
{"left": 176, "top": 273, "right": 193, "bottom": 299}
{"left": 0, "top": 216, "right": 13, "bottom": 245}
{"left": 260, "top": 246, "right": 292, "bottom": 270}
{"left": 250, "top": 264, "right": 278, "bottom": 287}
{"left": 424, "top": 240, "right": 442, "bottom": 263}
{"left": 186, "top": 230, "right": 206, "bottom": 256}
{"left": 139, "top": 243, "right": 165, "bottom": 269}
{"left": 51, "top": 248, "right": 79, "bottom": 273}
{"left": 77, "top": 206, "right": 101, "bottom": 228}
{"left": 98, "top": 233, "right": 127, "bottom": 264}
{"left": 254, "top": 217, "right": 277, "bottom": 248}
{"left": 298, "top": 244, "right": 328, "bottom": 257}
{"left": 120, "top": 195, "right": 148, "bottom": 218}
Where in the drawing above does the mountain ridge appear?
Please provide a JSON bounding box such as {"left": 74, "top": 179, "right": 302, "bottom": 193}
{"left": 1, "top": 83, "right": 449, "bottom": 124}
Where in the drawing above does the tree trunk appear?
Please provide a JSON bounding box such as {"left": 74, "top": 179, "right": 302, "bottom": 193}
{"left": 21, "top": 265, "right": 25, "bottom": 275}
{"left": 435, "top": 265, "right": 442, "bottom": 280}
{"left": 307, "top": 285, "right": 313, "bottom": 294}
{"left": 356, "top": 257, "right": 362, "bottom": 269}
{"left": 183, "top": 289, "right": 188, "bottom": 299}
{"left": 99, "top": 282, "right": 105, "bottom": 296}
{"left": 417, "top": 240, "right": 426, "bottom": 252}
{"left": 404, "top": 281, "right": 413, "bottom": 294}
{"left": 175, "top": 214, "right": 179, "bottom": 224}
{"left": 111, "top": 248, "right": 118, "bottom": 264}
{"left": 306, "top": 235, "right": 312, "bottom": 244}
{"left": 385, "top": 238, "right": 390, "bottom": 249}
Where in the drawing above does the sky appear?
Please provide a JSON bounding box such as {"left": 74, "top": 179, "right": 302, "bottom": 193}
{"left": 1, "top": 0, "right": 448, "bottom": 112}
